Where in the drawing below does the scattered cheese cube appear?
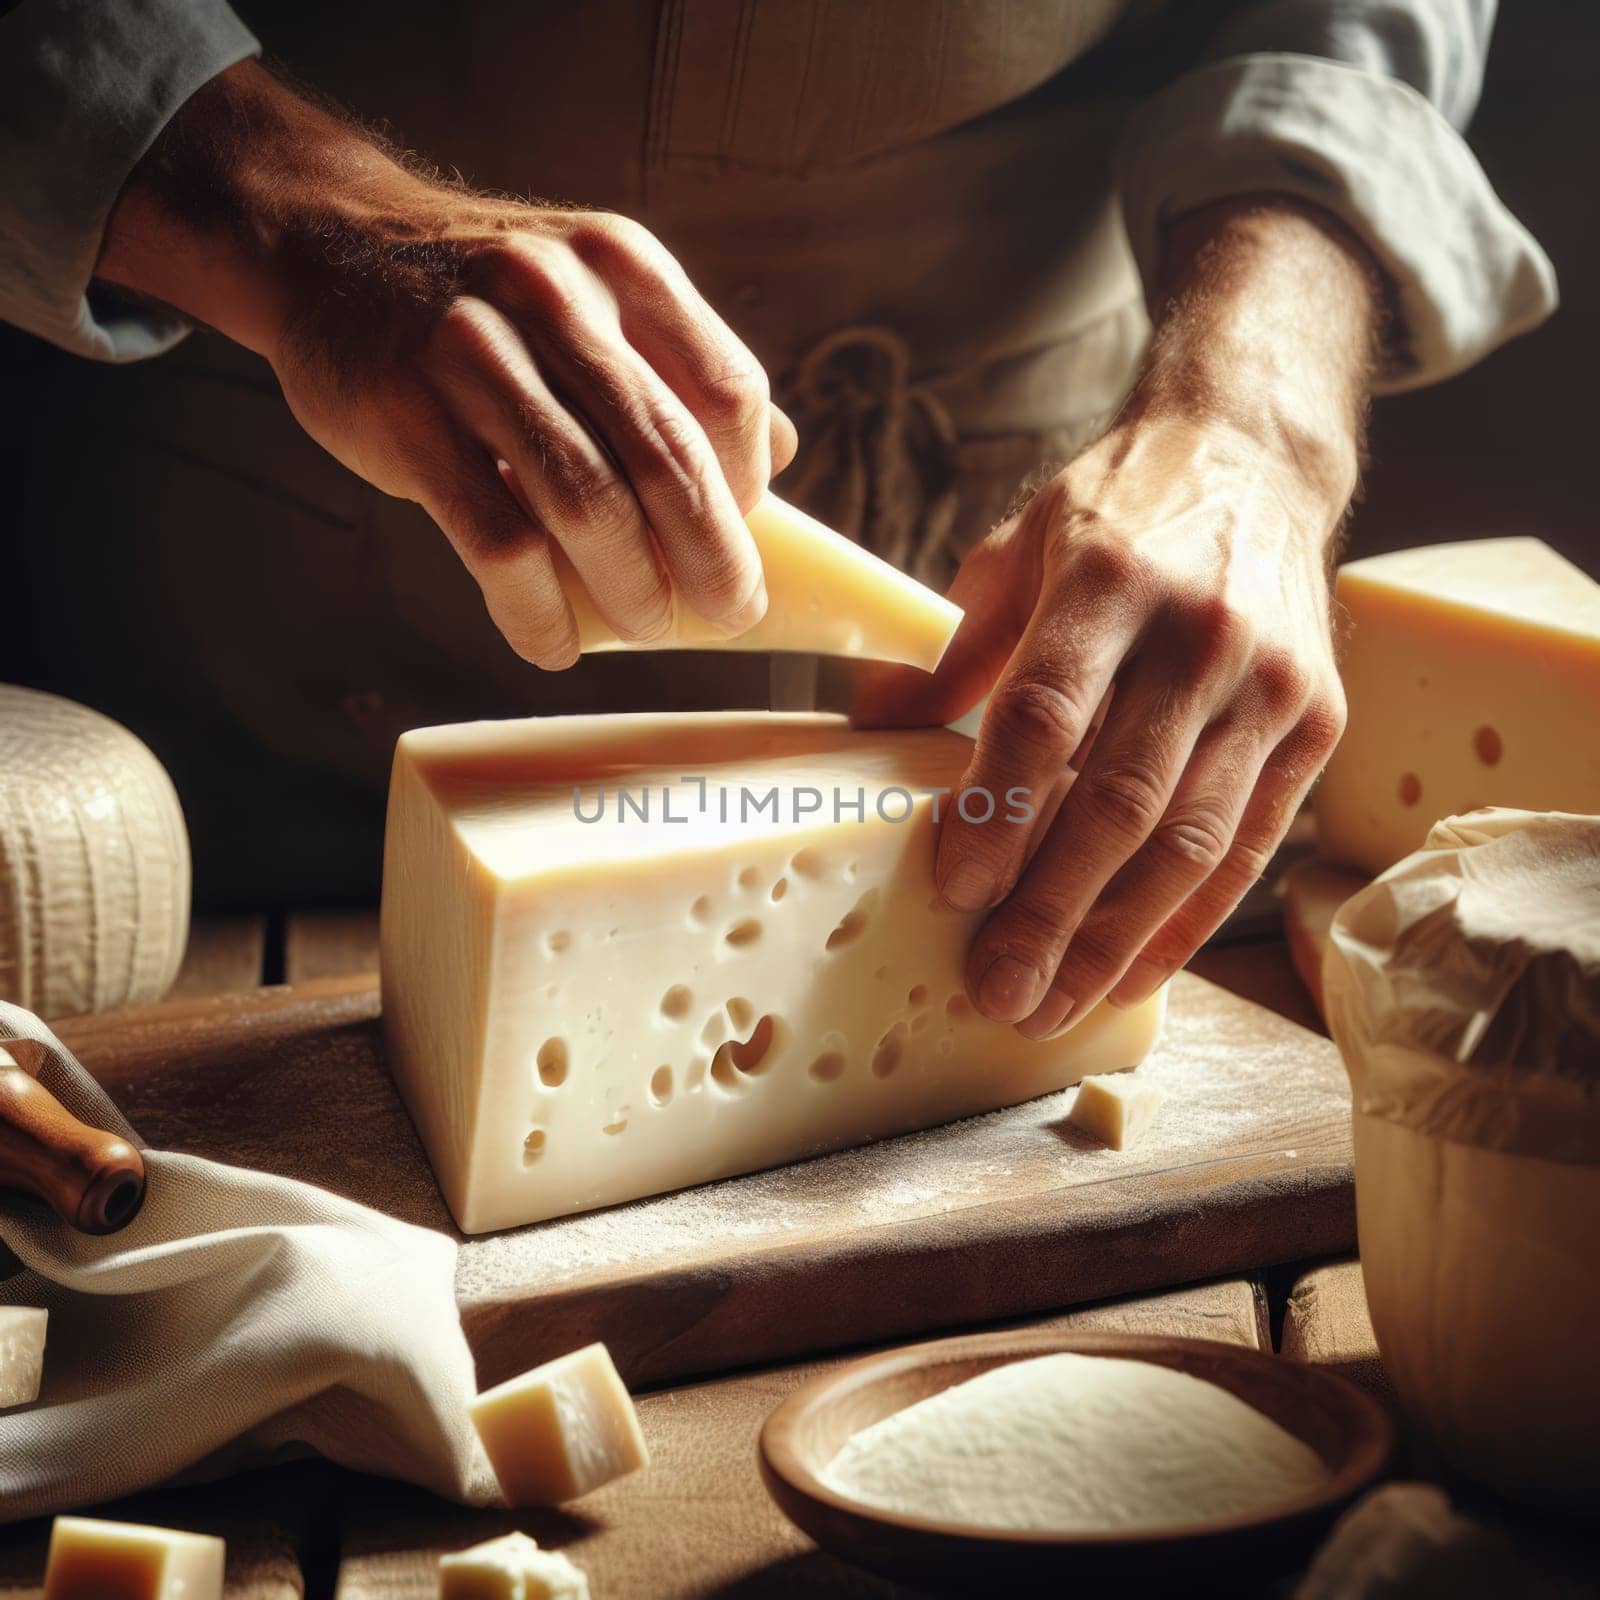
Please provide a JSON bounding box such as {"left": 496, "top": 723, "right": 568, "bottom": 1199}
{"left": 470, "top": 1343, "right": 649, "bottom": 1507}
{"left": 44, "top": 1516, "right": 223, "bottom": 1600}
{"left": 0, "top": 1306, "right": 47, "bottom": 1409}
{"left": 439, "top": 1531, "right": 590, "bottom": 1599}
{"left": 1316, "top": 538, "right": 1600, "bottom": 875}
{"left": 1066, "top": 1073, "right": 1165, "bottom": 1150}
{"left": 565, "top": 492, "right": 963, "bottom": 670}
{"left": 1280, "top": 858, "right": 1367, "bottom": 1020}
{"left": 380, "top": 712, "right": 1168, "bottom": 1232}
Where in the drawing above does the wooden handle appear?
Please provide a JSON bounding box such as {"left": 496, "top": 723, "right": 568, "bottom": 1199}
{"left": 0, "top": 1064, "right": 147, "bottom": 1233}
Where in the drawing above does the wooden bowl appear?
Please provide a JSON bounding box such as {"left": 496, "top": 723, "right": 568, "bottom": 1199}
{"left": 759, "top": 1329, "right": 1396, "bottom": 1591}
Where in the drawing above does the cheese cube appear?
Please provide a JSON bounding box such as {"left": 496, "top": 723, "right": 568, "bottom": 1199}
{"left": 1316, "top": 538, "right": 1600, "bottom": 874}
{"left": 1280, "top": 858, "right": 1366, "bottom": 1021}
{"left": 470, "top": 1343, "right": 649, "bottom": 1506}
{"left": 44, "top": 1517, "right": 224, "bottom": 1600}
{"left": 565, "top": 492, "right": 963, "bottom": 670}
{"left": 1065, "top": 1073, "right": 1164, "bottom": 1150}
{"left": 379, "top": 713, "right": 1168, "bottom": 1232}
{"left": 439, "top": 1531, "right": 590, "bottom": 1599}
{"left": 0, "top": 1306, "right": 47, "bottom": 1409}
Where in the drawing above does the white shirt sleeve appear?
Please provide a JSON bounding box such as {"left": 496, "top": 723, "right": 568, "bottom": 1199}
{"left": 1117, "top": 1, "right": 1557, "bottom": 391}
{"left": 0, "top": 0, "right": 260, "bottom": 362}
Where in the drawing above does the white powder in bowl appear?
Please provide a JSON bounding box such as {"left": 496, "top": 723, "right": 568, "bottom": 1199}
{"left": 822, "top": 1352, "right": 1327, "bottom": 1534}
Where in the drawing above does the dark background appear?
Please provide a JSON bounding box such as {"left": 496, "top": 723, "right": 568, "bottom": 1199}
{"left": 1342, "top": 2, "right": 1595, "bottom": 574}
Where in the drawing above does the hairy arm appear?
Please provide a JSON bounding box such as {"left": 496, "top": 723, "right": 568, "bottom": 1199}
{"left": 97, "top": 59, "right": 796, "bottom": 666}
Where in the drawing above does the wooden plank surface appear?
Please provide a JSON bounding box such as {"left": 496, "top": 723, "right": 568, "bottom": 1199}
{"left": 57, "top": 970, "right": 1353, "bottom": 1391}
{"left": 331, "top": 1279, "right": 1264, "bottom": 1600}
{"left": 284, "top": 911, "right": 379, "bottom": 986}
{"left": 1280, "top": 1257, "right": 1394, "bottom": 1406}
{"left": 167, "top": 915, "right": 266, "bottom": 999}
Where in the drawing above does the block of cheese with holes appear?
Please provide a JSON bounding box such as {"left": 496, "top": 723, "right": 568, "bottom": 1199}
{"left": 563, "top": 493, "right": 963, "bottom": 670}
{"left": 380, "top": 713, "right": 1167, "bottom": 1233}
{"left": 1316, "top": 538, "right": 1600, "bottom": 875}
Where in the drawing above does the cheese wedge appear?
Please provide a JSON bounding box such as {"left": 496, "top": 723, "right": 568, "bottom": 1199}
{"left": 1280, "top": 858, "right": 1366, "bottom": 1021}
{"left": 0, "top": 1306, "right": 47, "bottom": 1409}
{"left": 1065, "top": 1073, "right": 1164, "bottom": 1150}
{"left": 379, "top": 713, "right": 1167, "bottom": 1232}
{"left": 469, "top": 1344, "right": 648, "bottom": 1507}
{"left": 564, "top": 493, "right": 962, "bottom": 671}
{"left": 44, "top": 1517, "right": 224, "bottom": 1600}
{"left": 1316, "top": 538, "right": 1600, "bottom": 874}
{"left": 439, "top": 1531, "right": 589, "bottom": 1598}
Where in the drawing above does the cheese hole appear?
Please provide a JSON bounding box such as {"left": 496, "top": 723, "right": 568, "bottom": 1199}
{"left": 711, "top": 1014, "right": 781, "bottom": 1090}
{"left": 544, "top": 930, "right": 572, "bottom": 956}
{"left": 1474, "top": 725, "right": 1503, "bottom": 766}
{"left": 724, "top": 917, "right": 763, "bottom": 949}
{"left": 871, "top": 1022, "right": 907, "bottom": 1078}
{"left": 689, "top": 895, "right": 713, "bottom": 926}
{"left": 843, "top": 859, "right": 860, "bottom": 882}
{"left": 685, "top": 1057, "right": 709, "bottom": 1092}
{"left": 936, "top": 1036, "right": 954, "bottom": 1057}
{"left": 650, "top": 1065, "right": 674, "bottom": 1106}
{"left": 701, "top": 1011, "right": 728, "bottom": 1048}
{"left": 789, "top": 848, "right": 825, "bottom": 879}
{"left": 1398, "top": 772, "right": 1423, "bottom": 807}
{"left": 809, "top": 1051, "right": 846, "bottom": 1083}
{"left": 737, "top": 864, "right": 762, "bottom": 891}
{"left": 522, "top": 1128, "right": 547, "bottom": 1164}
{"left": 726, "top": 996, "right": 755, "bottom": 1031}
{"left": 826, "top": 889, "right": 881, "bottom": 952}
{"left": 661, "top": 984, "right": 693, "bottom": 1021}
{"left": 911, "top": 1012, "right": 930, "bottom": 1034}
{"left": 874, "top": 965, "right": 890, "bottom": 981}
{"left": 946, "top": 992, "right": 973, "bottom": 1020}
{"left": 908, "top": 985, "right": 929, "bottom": 1009}
{"left": 770, "top": 876, "right": 789, "bottom": 903}
{"left": 536, "top": 1038, "right": 569, "bottom": 1088}
{"left": 602, "top": 1115, "right": 628, "bottom": 1136}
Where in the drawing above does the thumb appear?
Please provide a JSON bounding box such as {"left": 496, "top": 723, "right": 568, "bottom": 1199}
{"left": 850, "top": 516, "right": 1041, "bottom": 729}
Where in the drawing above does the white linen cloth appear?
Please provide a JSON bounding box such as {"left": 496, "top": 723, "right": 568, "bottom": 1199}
{"left": 0, "top": 1000, "right": 498, "bottom": 1522}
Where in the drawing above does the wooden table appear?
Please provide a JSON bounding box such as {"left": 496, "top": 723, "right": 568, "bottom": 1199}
{"left": 3, "top": 912, "right": 1589, "bottom": 1596}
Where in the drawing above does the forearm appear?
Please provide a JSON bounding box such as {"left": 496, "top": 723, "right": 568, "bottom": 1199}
{"left": 1132, "top": 198, "right": 1382, "bottom": 526}
{"left": 96, "top": 59, "right": 460, "bottom": 362}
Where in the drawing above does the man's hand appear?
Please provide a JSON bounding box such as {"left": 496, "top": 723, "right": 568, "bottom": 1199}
{"left": 96, "top": 61, "right": 796, "bottom": 668}
{"left": 857, "top": 200, "right": 1377, "bottom": 1035}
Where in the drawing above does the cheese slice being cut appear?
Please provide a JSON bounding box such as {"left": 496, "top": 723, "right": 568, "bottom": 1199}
{"left": 1316, "top": 538, "right": 1600, "bottom": 875}
{"left": 44, "top": 1517, "right": 224, "bottom": 1600}
{"left": 563, "top": 493, "right": 963, "bottom": 671}
{"left": 379, "top": 713, "right": 1167, "bottom": 1233}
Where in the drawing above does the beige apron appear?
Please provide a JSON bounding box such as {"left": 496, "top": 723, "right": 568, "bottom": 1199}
{"left": 20, "top": 1, "right": 1186, "bottom": 903}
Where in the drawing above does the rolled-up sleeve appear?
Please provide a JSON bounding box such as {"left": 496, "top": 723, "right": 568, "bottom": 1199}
{"left": 0, "top": 0, "right": 259, "bottom": 362}
{"left": 1117, "top": 1, "right": 1558, "bottom": 391}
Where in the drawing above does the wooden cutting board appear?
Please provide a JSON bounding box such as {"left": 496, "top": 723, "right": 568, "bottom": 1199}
{"left": 55, "top": 971, "right": 1354, "bottom": 1389}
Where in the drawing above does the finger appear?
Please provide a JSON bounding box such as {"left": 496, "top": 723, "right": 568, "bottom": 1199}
{"left": 965, "top": 631, "right": 1237, "bottom": 1028}
{"left": 1030, "top": 711, "right": 1278, "bottom": 1031}
{"left": 428, "top": 296, "right": 674, "bottom": 642}
{"left": 851, "top": 514, "right": 1040, "bottom": 730}
{"left": 932, "top": 535, "right": 1151, "bottom": 915}
{"left": 769, "top": 404, "right": 799, "bottom": 477}
{"left": 406, "top": 422, "right": 580, "bottom": 670}
{"left": 570, "top": 214, "right": 781, "bottom": 515}
{"left": 1108, "top": 693, "right": 1345, "bottom": 1007}
{"left": 520, "top": 304, "right": 767, "bottom": 637}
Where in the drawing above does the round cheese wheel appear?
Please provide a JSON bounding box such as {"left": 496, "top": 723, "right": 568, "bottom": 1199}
{"left": 0, "top": 687, "right": 190, "bottom": 1018}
